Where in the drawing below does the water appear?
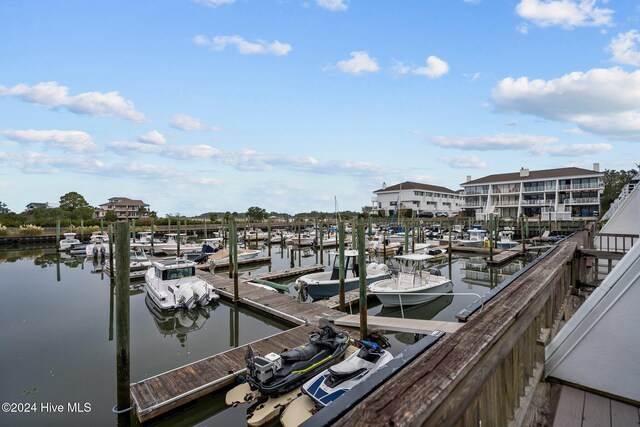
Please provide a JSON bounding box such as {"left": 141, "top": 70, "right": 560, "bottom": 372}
{"left": 0, "top": 242, "right": 529, "bottom": 426}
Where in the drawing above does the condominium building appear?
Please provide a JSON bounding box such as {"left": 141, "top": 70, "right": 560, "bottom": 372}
{"left": 96, "top": 197, "right": 150, "bottom": 220}
{"left": 372, "top": 181, "right": 464, "bottom": 216}
{"left": 461, "top": 165, "right": 604, "bottom": 220}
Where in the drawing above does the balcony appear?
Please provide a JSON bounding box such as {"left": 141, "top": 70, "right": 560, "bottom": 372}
{"left": 494, "top": 200, "right": 519, "bottom": 206}
{"left": 491, "top": 187, "right": 520, "bottom": 194}
{"left": 523, "top": 186, "right": 555, "bottom": 193}
{"left": 521, "top": 199, "right": 548, "bottom": 206}
{"left": 465, "top": 191, "right": 488, "bottom": 196}
{"left": 571, "top": 182, "right": 601, "bottom": 190}
{"left": 567, "top": 197, "right": 599, "bottom": 204}
{"left": 465, "top": 201, "right": 484, "bottom": 208}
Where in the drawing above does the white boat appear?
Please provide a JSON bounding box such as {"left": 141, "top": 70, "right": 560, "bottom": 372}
{"left": 369, "top": 254, "right": 453, "bottom": 307}
{"left": 244, "top": 229, "right": 269, "bottom": 241}
{"left": 269, "top": 231, "right": 293, "bottom": 244}
{"left": 59, "top": 232, "right": 80, "bottom": 251}
{"left": 86, "top": 232, "right": 109, "bottom": 257}
{"left": 145, "top": 258, "right": 219, "bottom": 310}
{"left": 286, "top": 233, "right": 316, "bottom": 246}
{"left": 458, "top": 227, "right": 487, "bottom": 248}
{"left": 496, "top": 227, "right": 519, "bottom": 249}
{"left": 300, "top": 341, "right": 393, "bottom": 408}
{"left": 208, "top": 246, "right": 262, "bottom": 269}
{"left": 106, "top": 249, "right": 152, "bottom": 279}
{"left": 154, "top": 233, "right": 202, "bottom": 256}
{"left": 295, "top": 250, "right": 391, "bottom": 300}
{"left": 423, "top": 247, "right": 447, "bottom": 259}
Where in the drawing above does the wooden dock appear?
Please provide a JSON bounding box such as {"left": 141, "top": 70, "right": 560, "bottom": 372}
{"left": 450, "top": 245, "right": 505, "bottom": 255}
{"left": 131, "top": 269, "right": 358, "bottom": 422}
{"left": 553, "top": 385, "right": 639, "bottom": 427}
{"left": 248, "top": 264, "right": 326, "bottom": 281}
{"left": 130, "top": 325, "right": 318, "bottom": 422}
{"left": 195, "top": 255, "right": 272, "bottom": 270}
{"left": 486, "top": 245, "right": 524, "bottom": 266}
{"left": 315, "top": 288, "right": 370, "bottom": 310}
{"left": 334, "top": 314, "right": 463, "bottom": 334}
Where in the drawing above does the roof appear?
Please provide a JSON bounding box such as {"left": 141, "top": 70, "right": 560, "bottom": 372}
{"left": 101, "top": 197, "right": 149, "bottom": 207}
{"left": 462, "top": 167, "right": 603, "bottom": 186}
{"left": 374, "top": 181, "right": 459, "bottom": 195}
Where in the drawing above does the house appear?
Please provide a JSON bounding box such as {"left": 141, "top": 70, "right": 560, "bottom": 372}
{"left": 25, "top": 202, "right": 49, "bottom": 212}
{"left": 372, "top": 181, "right": 464, "bottom": 217}
{"left": 461, "top": 164, "right": 604, "bottom": 220}
{"left": 96, "top": 197, "right": 150, "bottom": 220}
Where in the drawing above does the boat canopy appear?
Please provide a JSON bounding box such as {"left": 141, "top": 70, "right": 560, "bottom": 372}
{"left": 394, "top": 254, "right": 434, "bottom": 262}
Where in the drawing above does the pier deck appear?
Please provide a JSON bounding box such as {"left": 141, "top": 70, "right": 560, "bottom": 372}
{"left": 248, "top": 264, "right": 325, "bottom": 281}
{"left": 334, "top": 314, "right": 463, "bottom": 334}
{"left": 486, "top": 245, "right": 524, "bottom": 266}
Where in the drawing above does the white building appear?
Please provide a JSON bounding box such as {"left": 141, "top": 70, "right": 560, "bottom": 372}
{"left": 372, "top": 181, "right": 464, "bottom": 217}
{"left": 461, "top": 165, "right": 604, "bottom": 220}
{"left": 96, "top": 197, "right": 150, "bottom": 220}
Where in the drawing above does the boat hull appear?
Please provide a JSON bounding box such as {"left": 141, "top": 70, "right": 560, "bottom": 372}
{"left": 371, "top": 280, "right": 453, "bottom": 307}
{"left": 305, "top": 272, "right": 391, "bottom": 300}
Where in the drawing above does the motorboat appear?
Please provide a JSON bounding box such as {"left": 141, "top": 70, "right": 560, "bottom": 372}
{"left": 68, "top": 243, "right": 88, "bottom": 255}
{"left": 424, "top": 225, "right": 442, "bottom": 240}
{"left": 496, "top": 227, "right": 519, "bottom": 249}
{"left": 59, "top": 232, "right": 80, "bottom": 251}
{"left": 244, "top": 228, "right": 269, "bottom": 241}
{"left": 301, "top": 340, "right": 393, "bottom": 407}
{"left": 86, "top": 232, "right": 109, "bottom": 257}
{"left": 208, "top": 246, "right": 262, "bottom": 269}
{"left": 245, "top": 326, "right": 350, "bottom": 396}
{"left": 145, "top": 258, "right": 219, "bottom": 310}
{"left": 286, "top": 233, "right": 316, "bottom": 246}
{"left": 155, "top": 233, "right": 202, "bottom": 256}
{"left": 423, "top": 247, "right": 447, "bottom": 259}
{"left": 106, "top": 249, "right": 152, "bottom": 280}
{"left": 369, "top": 254, "right": 453, "bottom": 307}
{"left": 458, "top": 227, "right": 487, "bottom": 248}
{"left": 295, "top": 250, "right": 391, "bottom": 300}
{"left": 269, "top": 231, "right": 293, "bottom": 244}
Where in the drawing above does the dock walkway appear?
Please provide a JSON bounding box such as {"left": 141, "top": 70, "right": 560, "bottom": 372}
{"left": 486, "top": 245, "right": 524, "bottom": 266}
{"left": 334, "top": 314, "right": 463, "bottom": 334}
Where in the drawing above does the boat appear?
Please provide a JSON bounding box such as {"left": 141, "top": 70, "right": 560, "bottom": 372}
{"left": 59, "top": 232, "right": 81, "bottom": 251}
{"left": 244, "top": 228, "right": 269, "bottom": 241}
{"left": 300, "top": 340, "right": 393, "bottom": 408}
{"left": 496, "top": 227, "right": 519, "bottom": 249}
{"left": 458, "top": 227, "right": 487, "bottom": 248}
{"left": 105, "top": 249, "right": 152, "bottom": 279}
{"left": 207, "top": 246, "right": 262, "bottom": 269}
{"left": 369, "top": 254, "right": 453, "bottom": 307}
{"left": 154, "top": 233, "right": 202, "bottom": 256}
{"left": 424, "top": 225, "right": 442, "bottom": 240}
{"left": 286, "top": 233, "right": 316, "bottom": 246}
{"left": 86, "top": 232, "right": 109, "bottom": 257}
{"left": 423, "top": 247, "right": 447, "bottom": 259}
{"left": 244, "top": 325, "right": 350, "bottom": 396}
{"left": 68, "top": 243, "right": 88, "bottom": 255}
{"left": 295, "top": 250, "right": 391, "bottom": 300}
{"left": 144, "top": 258, "right": 219, "bottom": 310}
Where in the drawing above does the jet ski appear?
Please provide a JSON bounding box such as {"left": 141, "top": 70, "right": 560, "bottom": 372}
{"left": 245, "top": 326, "right": 350, "bottom": 397}
{"left": 301, "top": 340, "right": 393, "bottom": 407}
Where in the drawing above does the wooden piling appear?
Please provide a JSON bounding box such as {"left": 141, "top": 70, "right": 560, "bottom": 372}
{"left": 267, "top": 221, "right": 271, "bottom": 256}
{"left": 80, "top": 219, "right": 84, "bottom": 240}
{"left": 115, "top": 221, "right": 130, "bottom": 414}
{"left": 339, "top": 221, "right": 346, "bottom": 311}
{"left": 233, "top": 220, "right": 239, "bottom": 302}
{"left": 357, "top": 221, "right": 367, "bottom": 338}
{"left": 55, "top": 219, "right": 61, "bottom": 250}
{"left": 100, "top": 219, "right": 104, "bottom": 234}
{"left": 489, "top": 215, "right": 494, "bottom": 262}
{"left": 108, "top": 224, "right": 115, "bottom": 280}
{"left": 319, "top": 220, "right": 324, "bottom": 264}
{"left": 228, "top": 223, "right": 234, "bottom": 279}
{"left": 404, "top": 220, "right": 409, "bottom": 254}
{"left": 521, "top": 215, "right": 527, "bottom": 254}
{"left": 150, "top": 218, "right": 155, "bottom": 254}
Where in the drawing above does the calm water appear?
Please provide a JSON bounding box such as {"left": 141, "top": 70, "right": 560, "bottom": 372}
{"left": 0, "top": 242, "right": 528, "bottom": 427}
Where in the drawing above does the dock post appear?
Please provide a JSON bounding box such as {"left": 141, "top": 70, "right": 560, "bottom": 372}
{"left": 448, "top": 219, "right": 453, "bottom": 264}
{"left": 357, "top": 221, "right": 367, "bottom": 338}
{"left": 131, "top": 219, "right": 136, "bottom": 243}
{"left": 168, "top": 218, "right": 171, "bottom": 234}
{"left": 108, "top": 224, "right": 115, "bottom": 280}
{"left": 290, "top": 246, "right": 295, "bottom": 268}
{"left": 233, "top": 220, "right": 239, "bottom": 302}
{"left": 404, "top": 220, "right": 409, "bottom": 254}
{"left": 520, "top": 214, "right": 526, "bottom": 254}
{"left": 319, "top": 220, "right": 324, "bottom": 265}
{"left": 538, "top": 214, "right": 542, "bottom": 239}
{"left": 204, "top": 219, "right": 208, "bottom": 240}
{"left": 267, "top": 220, "right": 271, "bottom": 256}
{"left": 114, "top": 221, "right": 130, "bottom": 417}
{"left": 176, "top": 220, "right": 181, "bottom": 258}
{"left": 489, "top": 214, "right": 494, "bottom": 262}
{"left": 228, "top": 222, "right": 234, "bottom": 279}
{"left": 108, "top": 282, "right": 114, "bottom": 341}
{"left": 383, "top": 229, "right": 387, "bottom": 263}
{"left": 56, "top": 219, "right": 61, "bottom": 250}
{"left": 411, "top": 221, "right": 415, "bottom": 253}
{"left": 100, "top": 219, "right": 104, "bottom": 234}
{"left": 338, "top": 221, "right": 346, "bottom": 311}
{"left": 150, "top": 218, "right": 155, "bottom": 254}
{"left": 80, "top": 219, "right": 84, "bottom": 240}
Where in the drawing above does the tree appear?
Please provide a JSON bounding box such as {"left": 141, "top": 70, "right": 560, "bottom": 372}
{"left": 246, "top": 206, "right": 267, "bottom": 223}
{"left": 601, "top": 168, "right": 637, "bottom": 213}
{"left": 59, "top": 192, "right": 90, "bottom": 211}
{"left": 209, "top": 213, "right": 218, "bottom": 222}
{"left": 104, "top": 211, "right": 118, "bottom": 222}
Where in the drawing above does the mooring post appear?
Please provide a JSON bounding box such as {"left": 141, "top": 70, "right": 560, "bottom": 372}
{"left": 228, "top": 222, "right": 234, "bottom": 279}
{"left": 357, "top": 220, "right": 367, "bottom": 338}
{"left": 319, "top": 220, "right": 324, "bottom": 265}
{"left": 150, "top": 218, "right": 155, "bottom": 254}
{"left": 100, "top": 219, "right": 104, "bottom": 234}
{"left": 404, "top": 220, "right": 409, "bottom": 254}
{"left": 176, "top": 220, "right": 181, "bottom": 258}
{"left": 538, "top": 214, "right": 542, "bottom": 238}
{"left": 489, "top": 214, "right": 494, "bottom": 262}
{"left": 267, "top": 220, "right": 272, "bottom": 256}
{"left": 108, "top": 282, "right": 114, "bottom": 341}
{"left": 55, "top": 219, "right": 61, "bottom": 250}
{"left": 411, "top": 221, "right": 415, "bottom": 253}
{"left": 115, "top": 221, "right": 130, "bottom": 416}
{"left": 383, "top": 229, "right": 387, "bottom": 263}
{"left": 233, "top": 220, "right": 239, "bottom": 302}
{"left": 108, "top": 224, "right": 115, "bottom": 280}
{"left": 290, "top": 246, "right": 295, "bottom": 269}
{"left": 521, "top": 214, "right": 526, "bottom": 254}
{"left": 448, "top": 219, "right": 453, "bottom": 263}
{"left": 80, "top": 219, "right": 84, "bottom": 240}
{"left": 204, "top": 218, "right": 208, "bottom": 240}
{"left": 131, "top": 219, "right": 136, "bottom": 243}
{"left": 168, "top": 218, "right": 171, "bottom": 234}
{"left": 339, "top": 221, "right": 346, "bottom": 311}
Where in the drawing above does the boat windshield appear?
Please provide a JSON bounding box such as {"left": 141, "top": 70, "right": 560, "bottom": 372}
{"left": 161, "top": 267, "right": 195, "bottom": 280}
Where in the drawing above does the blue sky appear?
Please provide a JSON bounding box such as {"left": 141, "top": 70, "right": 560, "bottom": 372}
{"left": 1, "top": 0, "right": 639, "bottom": 216}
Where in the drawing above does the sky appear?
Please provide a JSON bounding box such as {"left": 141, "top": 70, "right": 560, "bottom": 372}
{"left": 1, "top": 0, "right": 639, "bottom": 216}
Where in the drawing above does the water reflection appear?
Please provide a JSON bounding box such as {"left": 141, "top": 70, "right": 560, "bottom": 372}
{"left": 377, "top": 293, "right": 454, "bottom": 320}
{"left": 145, "top": 296, "right": 216, "bottom": 347}
{"left": 460, "top": 257, "right": 525, "bottom": 288}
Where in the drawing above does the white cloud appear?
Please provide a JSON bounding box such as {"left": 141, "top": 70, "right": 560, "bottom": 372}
{"left": 138, "top": 130, "right": 166, "bottom": 145}
{"left": 193, "top": 0, "right": 235, "bottom": 7}
{"left": 492, "top": 67, "right": 640, "bottom": 140}
{"left": 170, "top": 114, "right": 221, "bottom": 132}
{"left": 608, "top": 30, "right": 640, "bottom": 66}
{"left": 516, "top": 0, "right": 614, "bottom": 29}
{"left": 317, "top": 0, "right": 348, "bottom": 11}
{"left": 439, "top": 155, "right": 487, "bottom": 169}
{"left": 3, "top": 129, "right": 96, "bottom": 153}
{"left": 0, "top": 81, "right": 145, "bottom": 122}
{"left": 413, "top": 56, "right": 450, "bottom": 78}
{"left": 531, "top": 142, "right": 612, "bottom": 156}
{"left": 335, "top": 51, "right": 380, "bottom": 75}
{"left": 194, "top": 35, "right": 292, "bottom": 56}
{"left": 108, "top": 141, "right": 163, "bottom": 155}
{"left": 517, "top": 23, "right": 530, "bottom": 34}
{"left": 162, "top": 144, "right": 221, "bottom": 160}
{"left": 393, "top": 56, "right": 449, "bottom": 79}
{"left": 431, "top": 133, "right": 557, "bottom": 150}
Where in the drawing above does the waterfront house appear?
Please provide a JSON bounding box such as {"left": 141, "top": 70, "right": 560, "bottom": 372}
{"left": 25, "top": 202, "right": 49, "bottom": 212}
{"left": 95, "top": 197, "right": 150, "bottom": 220}
{"left": 372, "top": 181, "right": 464, "bottom": 217}
{"left": 461, "top": 164, "right": 604, "bottom": 220}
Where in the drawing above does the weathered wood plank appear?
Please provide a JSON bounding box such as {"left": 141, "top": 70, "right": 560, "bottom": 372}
{"left": 583, "top": 391, "right": 611, "bottom": 427}
{"left": 553, "top": 386, "right": 584, "bottom": 427}
{"left": 611, "top": 399, "right": 639, "bottom": 427}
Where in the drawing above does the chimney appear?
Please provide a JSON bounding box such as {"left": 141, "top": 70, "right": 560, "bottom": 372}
{"left": 382, "top": 181, "right": 387, "bottom": 190}
{"left": 520, "top": 167, "right": 529, "bottom": 177}
{"left": 466, "top": 175, "right": 471, "bottom": 182}
{"left": 593, "top": 163, "right": 600, "bottom": 172}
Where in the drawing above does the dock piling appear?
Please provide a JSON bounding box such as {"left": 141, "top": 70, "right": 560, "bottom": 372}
{"left": 357, "top": 221, "right": 367, "bottom": 337}
{"left": 176, "top": 220, "right": 181, "bottom": 258}
{"left": 115, "top": 221, "right": 130, "bottom": 417}
{"left": 55, "top": 219, "right": 61, "bottom": 250}
{"left": 339, "top": 221, "right": 345, "bottom": 311}
{"left": 108, "top": 224, "right": 115, "bottom": 280}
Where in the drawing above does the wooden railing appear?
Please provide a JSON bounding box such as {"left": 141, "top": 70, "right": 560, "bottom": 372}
{"left": 332, "top": 233, "right": 585, "bottom": 427}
